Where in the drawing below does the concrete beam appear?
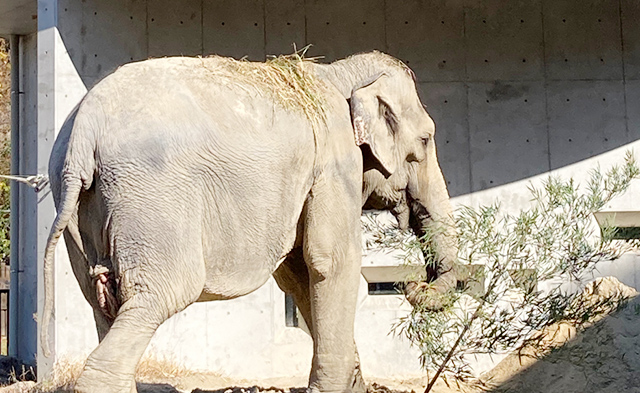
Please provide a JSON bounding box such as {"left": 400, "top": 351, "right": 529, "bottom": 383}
{"left": 0, "top": 0, "right": 36, "bottom": 36}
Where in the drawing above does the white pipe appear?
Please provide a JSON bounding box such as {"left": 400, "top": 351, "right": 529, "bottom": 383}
{"left": 8, "top": 34, "right": 20, "bottom": 358}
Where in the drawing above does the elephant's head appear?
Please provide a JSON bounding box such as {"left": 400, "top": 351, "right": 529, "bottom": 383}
{"left": 315, "top": 52, "right": 458, "bottom": 308}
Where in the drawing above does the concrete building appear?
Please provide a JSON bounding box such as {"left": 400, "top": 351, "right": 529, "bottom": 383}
{"left": 1, "top": 0, "right": 639, "bottom": 382}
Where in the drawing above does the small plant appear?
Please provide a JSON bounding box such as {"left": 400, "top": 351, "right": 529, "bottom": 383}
{"left": 0, "top": 38, "right": 11, "bottom": 326}
{"left": 375, "top": 152, "right": 640, "bottom": 392}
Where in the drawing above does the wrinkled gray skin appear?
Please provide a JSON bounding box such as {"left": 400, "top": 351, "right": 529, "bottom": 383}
{"left": 42, "top": 52, "right": 456, "bottom": 393}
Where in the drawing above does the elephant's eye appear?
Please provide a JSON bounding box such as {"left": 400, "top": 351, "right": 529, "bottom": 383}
{"left": 421, "top": 136, "right": 430, "bottom": 147}
{"left": 378, "top": 97, "right": 398, "bottom": 134}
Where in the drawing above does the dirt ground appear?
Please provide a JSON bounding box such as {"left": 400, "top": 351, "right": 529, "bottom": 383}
{"left": 2, "top": 277, "right": 640, "bottom": 393}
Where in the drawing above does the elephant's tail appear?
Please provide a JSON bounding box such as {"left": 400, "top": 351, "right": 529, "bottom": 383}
{"left": 41, "top": 115, "right": 96, "bottom": 358}
{"left": 41, "top": 176, "right": 83, "bottom": 358}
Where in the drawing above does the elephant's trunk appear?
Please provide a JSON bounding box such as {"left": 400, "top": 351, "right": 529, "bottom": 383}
{"left": 404, "top": 142, "right": 458, "bottom": 308}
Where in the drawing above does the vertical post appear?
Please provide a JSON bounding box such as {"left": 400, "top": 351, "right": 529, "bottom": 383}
{"left": 37, "top": 0, "right": 93, "bottom": 378}
{"left": 8, "top": 34, "right": 20, "bottom": 360}
{"left": 37, "top": 0, "right": 58, "bottom": 377}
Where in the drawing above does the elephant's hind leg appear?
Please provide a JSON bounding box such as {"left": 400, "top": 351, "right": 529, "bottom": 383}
{"left": 75, "top": 292, "right": 163, "bottom": 393}
{"left": 74, "top": 258, "right": 204, "bottom": 393}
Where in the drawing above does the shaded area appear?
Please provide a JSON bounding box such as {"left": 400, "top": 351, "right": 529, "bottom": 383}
{"left": 192, "top": 386, "right": 308, "bottom": 393}
{"left": 0, "top": 355, "right": 35, "bottom": 385}
{"left": 137, "top": 383, "right": 181, "bottom": 393}
{"left": 482, "top": 296, "right": 640, "bottom": 393}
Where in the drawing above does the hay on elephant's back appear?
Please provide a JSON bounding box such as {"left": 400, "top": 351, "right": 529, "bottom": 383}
{"left": 204, "top": 53, "right": 327, "bottom": 131}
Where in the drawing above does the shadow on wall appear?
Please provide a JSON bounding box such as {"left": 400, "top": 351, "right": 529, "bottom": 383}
{"left": 420, "top": 80, "right": 640, "bottom": 198}
{"left": 52, "top": 0, "right": 640, "bottom": 198}
{"left": 484, "top": 295, "right": 640, "bottom": 393}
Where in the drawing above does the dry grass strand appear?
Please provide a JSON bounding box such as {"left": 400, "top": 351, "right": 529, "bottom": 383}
{"left": 202, "top": 51, "right": 327, "bottom": 132}
{"left": 29, "top": 356, "right": 215, "bottom": 392}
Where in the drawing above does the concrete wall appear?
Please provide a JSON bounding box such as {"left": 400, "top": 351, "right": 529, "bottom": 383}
{"left": 50, "top": 0, "right": 640, "bottom": 198}
{"left": 16, "top": 0, "right": 640, "bottom": 381}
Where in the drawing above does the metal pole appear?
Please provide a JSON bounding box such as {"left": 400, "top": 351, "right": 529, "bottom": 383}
{"left": 8, "top": 34, "right": 20, "bottom": 358}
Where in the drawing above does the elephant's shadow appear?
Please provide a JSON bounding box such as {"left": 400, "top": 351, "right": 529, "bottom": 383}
{"left": 49, "top": 382, "right": 309, "bottom": 393}
{"left": 137, "top": 383, "right": 182, "bottom": 393}
{"left": 191, "top": 386, "right": 308, "bottom": 393}
{"left": 52, "top": 384, "right": 181, "bottom": 393}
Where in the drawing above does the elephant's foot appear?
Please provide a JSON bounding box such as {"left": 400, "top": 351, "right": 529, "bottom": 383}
{"left": 308, "top": 354, "right": 365, "bottom": 393}
{"left": 307, "top": 364, "right": 365, "bottom": 393}
{"left": 74, "top": 367, "right": 137, "bottom": 393}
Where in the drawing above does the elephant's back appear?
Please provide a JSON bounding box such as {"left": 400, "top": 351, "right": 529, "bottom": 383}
{"left": 82, "top": 56, "right": 317, "bottom": 163}
{"left": 73, "top": 57, "right": 319, "bottom": 293}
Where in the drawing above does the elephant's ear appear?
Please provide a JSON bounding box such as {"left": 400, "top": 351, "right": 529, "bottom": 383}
{"left": 350, "top": 73, "right": 398, "bottom": 175}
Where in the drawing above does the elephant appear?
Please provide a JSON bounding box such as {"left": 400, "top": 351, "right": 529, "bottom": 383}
{"left": 41, "top": 51, "right": 457, "bottom": 393}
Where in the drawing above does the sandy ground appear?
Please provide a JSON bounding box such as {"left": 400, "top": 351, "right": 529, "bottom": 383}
{"left": 3, "top": 277, "right": 640, "bottom": 393}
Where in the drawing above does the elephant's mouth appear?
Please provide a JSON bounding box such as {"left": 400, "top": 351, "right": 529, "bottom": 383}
{"left": 406, "top": 197, "right": 439, "bottom": 283}
{"left": 407, "top": 195, "right": 431, "bottom": 236}
{"left": 376, "top": 192, "right": 439, "bottom": 284}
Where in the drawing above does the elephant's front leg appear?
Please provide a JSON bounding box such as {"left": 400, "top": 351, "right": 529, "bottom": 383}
{"left": 302, "top": 173, "right": 363, "bottom": 393}
{"left": 273, "top": 251, "right": 366, "bottom": 393}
